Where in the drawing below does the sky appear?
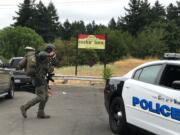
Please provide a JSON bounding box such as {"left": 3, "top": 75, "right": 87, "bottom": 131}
{"left": 0, "top": 0, "right": 178, "bottom": 29}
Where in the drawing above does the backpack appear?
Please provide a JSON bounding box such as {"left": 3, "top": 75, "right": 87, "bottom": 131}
{"left": 18, "top": 51, "right": 37, "bottom": 77}
{"left": 25, "top": 51, "right": 37, "bottom": 77}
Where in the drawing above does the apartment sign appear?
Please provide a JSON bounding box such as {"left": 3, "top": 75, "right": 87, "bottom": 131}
{"left": 78, "top": 34, "right": 106, "bottom": 50}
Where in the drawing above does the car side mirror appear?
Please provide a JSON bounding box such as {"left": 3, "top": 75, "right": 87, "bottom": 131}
{"left": 172, "top": 80, "right": 180, "bottom": 89}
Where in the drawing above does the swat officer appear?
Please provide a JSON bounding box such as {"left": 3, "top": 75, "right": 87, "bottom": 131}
{"left": 18, "top": 46, "right": 35, "bottom": 71}
{"left": 20, "top": 44, "right": 56, "bottom": 119}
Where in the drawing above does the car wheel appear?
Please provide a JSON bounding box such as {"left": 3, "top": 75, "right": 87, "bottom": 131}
{"left": 14, "top": 85, "right": 19, "bottom": 91}
{"left": 6, "top": 80, "right": 15, "bottom": 99}
{"left": 109, "top": 97, "right": 126, "bottom": 134}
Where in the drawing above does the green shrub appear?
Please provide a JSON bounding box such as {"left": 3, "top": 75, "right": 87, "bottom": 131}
{"left": 102, "top": 67, "right": 112, "bottom": 81}
{"left": 0, "top": 56, "right": 8, "bottom": 63}
{"left": 0, "top": 26, "right": 44, "bottom": 58}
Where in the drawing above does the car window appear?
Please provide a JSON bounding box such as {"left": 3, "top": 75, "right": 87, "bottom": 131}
{"left": 138, "top": 65, "right": 162, "bottom": 84}
{"left": 133, "top": 69, "right": 142, "bottom": 80}
{"left": 10, "top": 59, "right": 22, "bottom": 68}
{"left": 160, "top": 65, "right": 180, "bottom": 89}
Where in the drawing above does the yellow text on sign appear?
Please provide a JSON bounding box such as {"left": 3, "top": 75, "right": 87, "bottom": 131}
{"left": 78, "top": 35, "right": 105, "bottom": 50}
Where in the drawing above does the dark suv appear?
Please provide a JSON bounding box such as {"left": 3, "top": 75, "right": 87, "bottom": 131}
{"left": 8, "top": 57, "right": 34, "bottom": 91}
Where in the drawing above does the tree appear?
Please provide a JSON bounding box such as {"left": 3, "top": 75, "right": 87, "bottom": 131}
{"left": 46, "top": 2, "right": 60, "bottom": 42}
{"left": 119, "top": 0, "right": 152, "bottom": 36}
{"left": 108, "top": 18, "right": 116, "bottom": 30}
{"left": 32, "top": 1, "right": 60, "bottom": 43}
{"left": 13, "top": 0, "right": 35, "bottom": 27}
{"left": 54, "top": 38, "right": 99, "bottom": 66}
{"left": 86, "top": 23, "right": 94, "bottom": 34}
{"left": 119, "top": 0, "right": 141, "bottom": 35}
{"left": 14, "top": 0, "right": 60, "bottom": 43}
{"left": 106, "top": 30, "right": 133, "bottom": 62}
{"left": 151, "top": 0, "right": 166, "bottom": 22}
{"left": 95, "top": 24, "right": 107, "bottom": 32}
{"left": 78, "top": 49, "right": 99, "bottom": 66}
{"left": 174, "top": 2, "right": 180, "bottom": 26}
{"left": 167, "top": 3, "right": 178, "bottom": 21}
{"left": 131, "top": 27, "right": 167, "bottom": 58}
{"left": 30, "top": 1, "right": 48, "bottom": 41}
{"left": 61, "top": 19, "right": 72, "bottom": 40}
{"left": 166, "top": 2, "right": 180, "bottom": 28}
{"left": 86, "top": 21, "right": 97, "bottom": 34}
{"left": 165, "top": 21, "right": 180, "bottom": 52}
{"left": 54, "top": 38, "right": 76, "bottom": 66}
{"left": 0, "top": 26, "right": 44, "bottom": 58}
{"left": 71, "top": 21, "right": 86, "bottom": 37}
{"left": 116, "top": 17, "right": 122, "bottom": 30}
{"left": 96, "top": 28, "right": 133, "bottom": 62}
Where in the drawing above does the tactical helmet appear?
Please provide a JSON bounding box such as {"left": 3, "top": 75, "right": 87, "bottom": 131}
{"left": 38, "top": 51, "right": 49, "bottom": 62}
{"left": 25, "top": 46, "right": 35, "bottom": 51}
{"left": 45, "top": 44, "right": 56, "bottom": 53}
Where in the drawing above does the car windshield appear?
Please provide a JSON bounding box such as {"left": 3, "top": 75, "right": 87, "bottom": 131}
{"left": 10, "top": 58, "right": 22, "bottom": 68}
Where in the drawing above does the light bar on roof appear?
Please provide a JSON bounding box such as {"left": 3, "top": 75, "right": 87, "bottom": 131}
{"left": 164, "top": 53, "right": 180, "bottom": 59}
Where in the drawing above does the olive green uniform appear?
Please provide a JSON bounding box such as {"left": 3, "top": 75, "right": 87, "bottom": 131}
{"left": 21, "top": 51, "right": 51, "bottom": 117}
{"left": 23, "top": 80, "right": 49, "bottom": 116}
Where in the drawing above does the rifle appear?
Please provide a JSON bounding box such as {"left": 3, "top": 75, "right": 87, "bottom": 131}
{"left": 46, "top": 52, "right": 56, "bottom": 96}
{"left": 46, "top": 73, "right": 55, "bottom": 96}
{"left": 46, "top": 73, "right": 55, "bottom": 84}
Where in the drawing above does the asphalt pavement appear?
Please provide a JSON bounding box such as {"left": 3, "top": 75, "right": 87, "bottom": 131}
{"left": 0, "top": 85, "right": 145, "bottom": 135}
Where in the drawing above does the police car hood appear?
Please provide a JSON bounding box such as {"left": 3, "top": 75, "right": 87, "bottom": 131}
{"left": 109, "top": 76, "right": 129, "bottom": 86}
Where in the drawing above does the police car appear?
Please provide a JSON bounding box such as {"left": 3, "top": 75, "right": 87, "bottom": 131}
{"left": 104, "top": 53, "right": 180, "bottom": 135}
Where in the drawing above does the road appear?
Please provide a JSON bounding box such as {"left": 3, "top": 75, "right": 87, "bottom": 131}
{"left": 0, "top": 85, "right": 147, "bottom": 135}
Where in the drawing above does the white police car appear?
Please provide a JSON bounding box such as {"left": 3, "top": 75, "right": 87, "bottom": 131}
{"left": 104, "top": 53, "right": 180, "bottom": 135}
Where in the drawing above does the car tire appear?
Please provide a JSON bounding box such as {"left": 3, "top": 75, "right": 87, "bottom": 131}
{"left": 14, "top": 85, "right": 19, "bottom": 91}
{"left": 6, "top": 80, "right": 15, "bottom": 99}
{"left": 109, "top": 97, "right": 126, "bottom": 134}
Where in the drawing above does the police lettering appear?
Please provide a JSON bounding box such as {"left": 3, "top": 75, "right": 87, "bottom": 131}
{"left": 132, "top": 97, "right": 180, "bottom": 121}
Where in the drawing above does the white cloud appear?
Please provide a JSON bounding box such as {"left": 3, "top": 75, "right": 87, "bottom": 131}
{"left": 0, "top": 0, "right": 178, "bottom": 29}
{"left": 57, "top": 1, "right": 125, "bottom": 23}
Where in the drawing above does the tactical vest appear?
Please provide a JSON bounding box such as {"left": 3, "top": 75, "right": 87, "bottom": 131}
{"left": 26, "top": 51, "right": 37, "bottom": 77}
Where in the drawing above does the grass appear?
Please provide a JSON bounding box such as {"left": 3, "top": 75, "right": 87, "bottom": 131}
{"left": 54, "top": 58, "right": 157, "bottom": 77}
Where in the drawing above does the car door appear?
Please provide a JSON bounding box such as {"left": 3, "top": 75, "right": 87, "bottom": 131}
{"left": 0, "top": 67, "right": 9, "bottom": 93}
{"left": 122, "top": 64, "right": 180, "bottom": 135}
{"left": 0, "top": 68, "right": 5, "bottom": 93}
{"left": 0, "top": 60, "right": 7, "bottom": 93}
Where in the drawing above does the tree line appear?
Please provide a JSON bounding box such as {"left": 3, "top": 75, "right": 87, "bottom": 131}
{"left": 1, "top": 0, "right": 180, "bottom": 66}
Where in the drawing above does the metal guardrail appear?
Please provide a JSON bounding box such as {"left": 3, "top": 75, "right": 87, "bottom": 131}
{"left": 53, "top": 75, "right": 103, "bottom": 81}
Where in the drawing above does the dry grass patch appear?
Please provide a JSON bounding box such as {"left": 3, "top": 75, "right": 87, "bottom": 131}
{"left": 55, "top": 58, "right": 157, "bottom": 77}
{"left": 113, "top": 58, "right": 155, "bottom": 76}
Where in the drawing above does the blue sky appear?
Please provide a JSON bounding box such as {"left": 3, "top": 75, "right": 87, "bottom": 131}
{"left": 0, "top": 0, "right": 177, "bottom": 29}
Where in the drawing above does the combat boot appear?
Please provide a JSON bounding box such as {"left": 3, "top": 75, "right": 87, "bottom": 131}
{"left": 20, "top": 105, "right": 27, "bottom": 118}
{"left": 37, "top": 111, "right": 50, "bottom": 119}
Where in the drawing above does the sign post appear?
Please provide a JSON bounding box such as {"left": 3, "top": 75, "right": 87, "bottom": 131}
{"left": 75, "top": 34, "right": 79, "bottom": 76}
{"left": 104, "top": 34, "right": 107, "bottom": 69}
{"left": 75, "top": 34, "right": 106, "bottom": 76}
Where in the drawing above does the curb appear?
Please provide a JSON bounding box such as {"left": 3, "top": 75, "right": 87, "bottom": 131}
{"left": 50, "top": 79, "right": 105, "bottom": 88}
